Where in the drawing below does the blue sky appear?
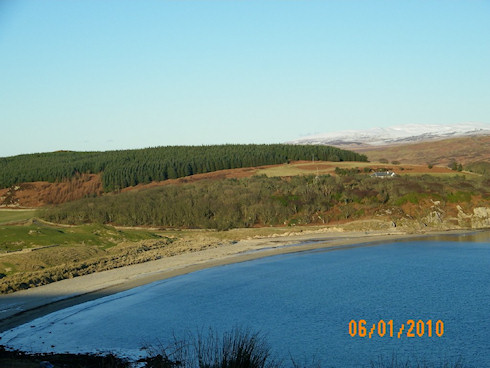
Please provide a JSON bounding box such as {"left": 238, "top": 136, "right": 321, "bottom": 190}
{"left": 1, "top": 0, "right": 489, "bottom": 157}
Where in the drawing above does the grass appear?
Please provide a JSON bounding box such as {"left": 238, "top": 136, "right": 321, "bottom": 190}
{"left": 254, "top": 161, "right": 476, "bottom": 179}
{"left": 255, "top": 161, "right": 342, "bottom": 177}
{"left": 0, "top": 209, "right": 36, "bottom": 225}
{"left": 400, "top": 172, "right": 480, "bottom": 179}
{"left": 446, "top": 191, "right": 473, "bottom": 203}
{"left": 0, "top": 222, "right": 162, "bottom": 253}
{"left": 0, "top": 221, "right": 170, "bottom": 287}
{"left": 393, "top": 193, "right": 431, "bottom": 206}
{"left": 255, "top": 165, "right": 326, "bottom": 177}
{"left": 148, "top": 327, "right": 281, "bottom": 368}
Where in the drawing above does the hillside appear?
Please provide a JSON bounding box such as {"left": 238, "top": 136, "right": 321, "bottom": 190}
{"left": 40, "top": 172, "right": 490, "bottom": 230}
{"left": 0, "top": 174, "right": 103, "bottom": 208}
{"left": 358, "top": 135, "right": 490, "bottom": 166}
{"left": 1, "top": 161, "right": 462, "bottom": 208}
{"left": 0, "top": 144, "right": 367, "bottom": 192}
{"left": 2, "top": 161, "right": 489, "bottom": 294}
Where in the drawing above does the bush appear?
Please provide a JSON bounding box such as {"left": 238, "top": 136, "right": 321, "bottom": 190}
{"left": 142, "top": 328, "right": 281, "bottom": 368}
{"left": 446, "top": 191, "right": 473, "bottom": 203}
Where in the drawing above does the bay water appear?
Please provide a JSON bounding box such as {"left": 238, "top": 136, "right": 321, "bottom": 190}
{"left": 3, "top": 233, "right": 489, "bottom": 367}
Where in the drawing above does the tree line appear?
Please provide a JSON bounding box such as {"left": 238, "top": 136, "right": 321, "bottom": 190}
{"left": 39, "top": 173, "right": 489, "bottom": 230}
{"left": 0, "top": 144, "right": 367, "bottom": 191}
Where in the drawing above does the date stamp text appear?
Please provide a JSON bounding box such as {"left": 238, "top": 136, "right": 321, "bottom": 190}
{"left": 349, "top": 319, "right": 444, "bottom": 338}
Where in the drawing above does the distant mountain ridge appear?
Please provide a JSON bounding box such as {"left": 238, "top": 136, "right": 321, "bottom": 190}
{"left": 289, "top": 122, "right": 490, "bottom": 148}
{"left": 358, "top": 135, "right": 490, "bottom": 166}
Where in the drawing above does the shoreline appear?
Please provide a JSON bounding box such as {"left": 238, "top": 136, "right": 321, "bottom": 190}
{"left": 0, "top": 228, "right": 485, "bottom": 333}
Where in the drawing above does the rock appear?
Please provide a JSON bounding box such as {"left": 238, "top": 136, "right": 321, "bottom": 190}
{"left": 457, "top": 205, "right": 472, "bottom": 227}
{"left": 423, "top": 210, "right": 444, "bottom": 226}
{"left": 471, "top": 207, "right": 490, "bottom": 228}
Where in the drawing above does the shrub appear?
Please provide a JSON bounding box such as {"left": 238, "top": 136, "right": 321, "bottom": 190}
{"left": 142, "top": 328, "right": 281, "bottom": 368}
{"left": 446, "top": 191, "right": 473, "bottom": 203}
{"left": 393, "top": 193, "right": 429, "bottom": 206}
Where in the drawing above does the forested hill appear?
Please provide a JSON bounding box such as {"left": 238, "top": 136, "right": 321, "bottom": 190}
{"left": 0, "top": 144, "right": 367, "bottom": 191}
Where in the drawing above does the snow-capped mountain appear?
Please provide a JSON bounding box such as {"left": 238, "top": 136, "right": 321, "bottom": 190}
{"left": 289, "top": 122, "right": 490, "bottom": 147}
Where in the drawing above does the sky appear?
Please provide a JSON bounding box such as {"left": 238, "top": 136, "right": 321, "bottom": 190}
{"left": 1, "top": 0, "right": 489, "bottom": 157}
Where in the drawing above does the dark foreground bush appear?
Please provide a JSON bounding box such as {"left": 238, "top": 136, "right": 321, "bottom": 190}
{"left": 0, "top": 345, "right": 130, "bottom": 367}
{"left": 142, "top": 327, "right": 281, "bottom": 368}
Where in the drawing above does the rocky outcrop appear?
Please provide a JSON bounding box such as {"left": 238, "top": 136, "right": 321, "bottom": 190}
{"left": 457, "top": 206, "right": 490, "bottom": 229}
{"left": 471, "top": 207, "right": 490, "bottom": 228}
{"left": 423, "top": 210, "right": 444, "bottom": 226}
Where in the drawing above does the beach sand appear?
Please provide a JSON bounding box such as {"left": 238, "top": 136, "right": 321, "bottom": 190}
{"left": 0, "top": 228, "right": 471, "bottom": 333}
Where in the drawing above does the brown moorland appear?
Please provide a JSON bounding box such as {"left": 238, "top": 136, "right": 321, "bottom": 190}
{"left": 357, "top": 135, "right": 490, "bottom": 166}
{"left": 0, "top": 173, "right": 102, "bottom": 208}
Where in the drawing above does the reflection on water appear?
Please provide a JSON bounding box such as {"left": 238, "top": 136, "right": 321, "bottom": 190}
{"left": 267, "top": 231, "right": 490, "bottom": 255}
{"left": 416, "top": 230, "right": 490, "bottom": 243}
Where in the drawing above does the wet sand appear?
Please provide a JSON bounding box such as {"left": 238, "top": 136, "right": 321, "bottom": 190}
{"left": 0, "top": 228, "right": 474, "bottom": 333}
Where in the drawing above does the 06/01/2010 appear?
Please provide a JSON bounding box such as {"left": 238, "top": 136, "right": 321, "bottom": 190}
{"left": 349, "top": 319, "right": 444, "bottom": 338}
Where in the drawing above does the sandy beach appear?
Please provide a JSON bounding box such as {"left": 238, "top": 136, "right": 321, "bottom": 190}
{"left": 0, "top": 228, "right": 477, "bottom": 333}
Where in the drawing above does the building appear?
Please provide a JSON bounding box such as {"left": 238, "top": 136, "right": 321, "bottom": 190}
{"left": 370, "top": 171, "right": 397, "bottom": 178}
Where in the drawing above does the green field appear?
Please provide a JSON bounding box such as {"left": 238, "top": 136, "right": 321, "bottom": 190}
{"left": 255, "top": 161, "right": 481, "bottom": 179}
{"left": 0, "top": 220, "right": 169, "bottom": 288}
{"left": 0, "top": 221, "right": 162, "bottom": 253}
{"left": 0, "top": 209, "right": 36, "bottom": 225}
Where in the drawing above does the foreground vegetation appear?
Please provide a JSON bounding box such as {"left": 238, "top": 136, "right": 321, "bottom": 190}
{"left": 0, "top": 328, "right": 470, "bottom": 368}
{"left": 40, "top": 173, "right": 490, "bottom": 230}
{"left": 0, "top": 144, "right": 367, "bottom": 191}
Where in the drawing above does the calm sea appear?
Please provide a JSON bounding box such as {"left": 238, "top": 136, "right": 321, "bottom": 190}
{"left": 3, "top": 232, "right": 490, "bottom": 367}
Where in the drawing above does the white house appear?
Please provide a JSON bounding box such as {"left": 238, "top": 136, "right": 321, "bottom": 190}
{"left": 370, "top": 171, "right": 397, "bottom": 178}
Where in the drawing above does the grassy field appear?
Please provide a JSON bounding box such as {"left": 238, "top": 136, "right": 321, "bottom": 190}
{"left": 0, "top": 219, "right": 168, "bottom": 286}
{"left": 0, "top": 221, "right": 162, "bottom": 253}
{"left": 0, "top": 209, "right": 36, "bottom": 225}
{"left": 255, "top": 161, "right": 347, "bottom": 176}
{"left": 255, "top": 161, "right": 481, "bottom": 179}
